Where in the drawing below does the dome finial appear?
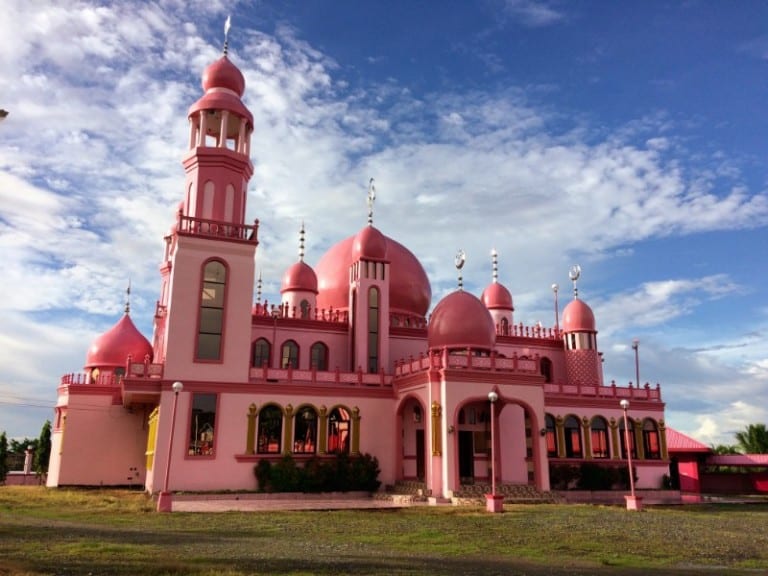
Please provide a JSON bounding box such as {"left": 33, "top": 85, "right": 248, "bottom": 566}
{"left": 367, "top": 178, "right": 376, "bottom": 226}
{"left": 491, "top": 248, "right": 498, "bottom": 283}
{"left": 124, "top": 279, "right": 131, "bottom": 314}
{"left": 223, "top": 15, "right": 232, "bottom": 56}
{"left": 299, "top": 221, "right": 306, "bottom": 262}
{"left": 455, "top": 249, "right": 466, "bottom": 290}
{"left": 568, "top": 264, "right": 581, "bottom": 299}
{"left": 256, "top": 270, "right": 262, "bottom": 304}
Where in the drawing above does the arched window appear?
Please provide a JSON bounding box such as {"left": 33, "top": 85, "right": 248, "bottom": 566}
{"left": 545, "top": 413, "right": 558, "bottom": 457}
{"left": 564, "top": 415, "right": 582, "bottom": 458}
{"left": 500, "top": 317, "right": 509, "bottom": 336}
{"left": 280, "top": 340, "right": 299, "bottom": 369}
{"left": 294, "top": 406, "right": 317, "bottom": 454}
{"left": 368, "top": 287, "right": 380, "bottom": 373}
{"left": 197, "top": 260, "right": 226, "bottom": 360}
{"left": 310, "top": 342, "right": 328, "bottom": 371}
{"left": 300, "top": 299, "right": 310, "bottom": 319}
{"left": 257, "top": 405, "right": 283, "bottom": 454}
{"left": 643, "top": 419, "right": 661, "bottom": 459}
{"left": 328, "top": 406, "right": 351, "bottom": 454}
{"left": 251, "top": 338, "right": 271, "bottom": 368}
{"left": 590, "top": 416, "right": 609, "bottom": 459}
{"left": 620, "top": 417, "right": 637, "bottom": 459}
{"left": 540, "top": 357, "right": 553, "bottom": 383}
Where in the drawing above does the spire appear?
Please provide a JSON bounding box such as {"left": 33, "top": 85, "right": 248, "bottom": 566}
{"left": 491, "top": 248, "right": 499, "bottom": 283}
{"left": 455, "top": 249, "right": 466, "bottom": 290}
{"left": 367, "top": 178, "right": 376, "bottom": 226}
{"left": 223, "top": 15, "right": 232, "bottom": 56}
{"left": 256, "top": 270, "right": 262, "bottom": 304}
{"left": 299, "top": 221, "right": 306, "bottom": 262}
{"left": 569, "top": 264, "right": 581, "bottom": 299}
{"left": 124, "top": 280, "right": 131, "bottom": 314}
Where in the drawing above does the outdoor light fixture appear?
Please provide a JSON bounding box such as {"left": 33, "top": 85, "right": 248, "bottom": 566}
{"left": 157, "top": 381, "right": 184, "bottom": 512}
{"left": 620, "top": 398, "right": 642, "bottom": 511}
{"left": 486, "top": 391, "right": 502, "bottom": 513}
{"left": 632, "top": 339, "right": 640, "bottom": 388}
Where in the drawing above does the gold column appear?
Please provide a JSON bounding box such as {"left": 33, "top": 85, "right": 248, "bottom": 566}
{"left": 246, "top": 403, "right": 258, "bottom": 455}
{"left": 351, "top": 407, "right": 361, "bottom": 455}
{"left": 609, "top": 417, "right": 620, "bottom": 459}
{"left": 318, "top": 405, "right": 328, "bottom": 455}
{"left": 582, "top": 416, "right": 592, "bottom": 459}
{"left": 659, "top": 419, "right": 668, "bottom": 460}
{"left": 556, "top": 415, "right": 565, "bottom": 458}
{"left": 431, "top": 401, "right": 442, "bottom": 456}
{"left": 634, "top": 419, "right": 644, "bottom": 460}
{"left": 283, "top": 404, "right": 294, "bottom": 455}
{"left": 145, "top": 407, "right": 159, "bottom": 470}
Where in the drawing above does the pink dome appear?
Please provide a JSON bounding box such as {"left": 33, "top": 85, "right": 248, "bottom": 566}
{"left": 562, "top": 299, "right": 596, "bottom": 332}
{"left": 352, "top": 225, "right": 387, "bottom": 261}
{"left": 481, "top": 282, "right": 514, "bottom": 310}
{"left": 315, "top": 231, "right": 432, "bottom": 318}
{"left": 202, "top": 56, "right": 245, "bottom": 96}
{"left": 281, "top": 261, "right": 318, "bottom": 294}
{"left": 85, "top": 314, "right": 153, "bottom": 369}
{"left": 428, "top": 290, "right": 497, "bottom": 351}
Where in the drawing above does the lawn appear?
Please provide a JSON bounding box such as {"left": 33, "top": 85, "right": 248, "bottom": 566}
{"left": 1, "top": 486, "right": 767, "bottom": 575}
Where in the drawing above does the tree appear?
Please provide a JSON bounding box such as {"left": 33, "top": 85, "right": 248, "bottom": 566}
{"left": 0, "top": 432, "right": 8, "bottom": 483}
{"left": 734, "top": 423, "right": 768, "bottom": 454}
{"left": 711, "top": 444, "right": 739, "bottom": 455}
{"left": 34, "top": 421, "right": 52, "bottom": 476}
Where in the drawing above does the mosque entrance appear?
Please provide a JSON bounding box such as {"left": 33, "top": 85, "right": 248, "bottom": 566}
{"left": 458, "top": 431, "right": 474, "bottom": 481}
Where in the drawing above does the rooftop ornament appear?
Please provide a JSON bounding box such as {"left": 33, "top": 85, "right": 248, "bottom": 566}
{"left": 569, "top": 264, "right": 581, "bottom": 299}
{"left": 367, "top": 178, "right": 376, "bottom": 225}
{"left": 455, "top": 249, "right": 466, "bottom": 290}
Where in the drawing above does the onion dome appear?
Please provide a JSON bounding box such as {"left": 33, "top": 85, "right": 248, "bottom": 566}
{"left": 85, "top": 314, "right": 153, "bottom": 370}
{"left": 281, "top": 261, "right": 318, "bottom": 294}
{"left": 481, "top": 282, "right": 513, "bottom": 310}
{"left": 188, "top": 56, "right": 253, "bottom": 125}
{"left": 561, "top": 298, "right": 596, "bottom": 332}
{"left": 428, "top": 290, "right": 497, "bottom": 351}
{"left": 202, "top": 56, "right": 245, "bottom": 96}
{"left": 316, "top": 231, "right": 432, "bottom": 318}
{"left": 352, "top": 225, "right": 387, "bottom": 261}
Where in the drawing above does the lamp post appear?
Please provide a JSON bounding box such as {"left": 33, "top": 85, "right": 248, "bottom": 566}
{"left": 552, "top": 283, "right": 559, "bottom": 333}
{"left": 157, "top": 381, "right": 183, "bottom": 512}
{"left": 486, "top": 391, "right": 503, "bottom": 513}
{"left": 620, "top": 399, "right": 642, "bottom": 510}
{"left": 632, "top": 339, "right": 640, "bottom": 387}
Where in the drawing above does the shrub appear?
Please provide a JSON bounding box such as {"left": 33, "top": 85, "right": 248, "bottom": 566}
{"left": 576, "top": 463, "right": 620, "bottom": 490}
{"left": 254, "top": 459, "right": 272, "bottom": 492}
{"left": 252, "top": 453, "right": 382, "bottom": 493}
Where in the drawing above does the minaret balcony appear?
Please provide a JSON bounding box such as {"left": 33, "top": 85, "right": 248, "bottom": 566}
{"left": 176, "top": 213, "right": 259, "bottom": 244}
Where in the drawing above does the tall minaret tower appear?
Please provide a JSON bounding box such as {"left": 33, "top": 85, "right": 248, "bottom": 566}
{"left": 153, "top": 23, "right": 259, "bottom": 382}
{"left": 561, "top": 266, "right": 603, "bottom": 386}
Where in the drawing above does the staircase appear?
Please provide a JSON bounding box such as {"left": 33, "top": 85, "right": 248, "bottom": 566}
{"left": 374, "top": 480, "right": 429, "bottom": 504}
{"left": 451, "top": 483, "right": 563, "bottom": 505}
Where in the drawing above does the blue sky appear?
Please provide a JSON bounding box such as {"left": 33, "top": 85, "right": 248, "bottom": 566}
{"left": 0, "top": 0, "right": 766, "bottom": 446}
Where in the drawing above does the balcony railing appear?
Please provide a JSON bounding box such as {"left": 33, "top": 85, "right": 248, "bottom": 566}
{"left": 544, "top": 381, "right": 662, "bottom": 401}
{"left": 249, "top": 365, "right": 392, "bottom": 387}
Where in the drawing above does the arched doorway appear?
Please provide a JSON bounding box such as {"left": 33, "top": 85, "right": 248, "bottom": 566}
{"left": 399, "top": 397, "right": 427, "bottom": 482}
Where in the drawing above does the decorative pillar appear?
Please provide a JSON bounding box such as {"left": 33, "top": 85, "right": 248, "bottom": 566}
{"left": 351, "top": 406, "right": 361, "bottom": 456}
{"left": 318, "top": 405, "right": 328, "bottom": 455}
{"left": 634, "top": 419, "right": 644, "bottom": 460}
{"left": 582, "top": 416, "right": 593, "bottom": 460}
{"left": 659, "top": 419, "right": 668, "bottom": 460}
{"left": 431, "top": 401, "right": 442, "bottom": 456}
{"left": 245, "top": 403, "right": 258, "bottom": 455}
{"left": 609, "top": 417, "right": 620, "bottom": 459}
{"left": 555, "top": 415, "right": 565, "bottom": 458}
{"left": 282, "top": 404, "right": 294, "bottom": 455}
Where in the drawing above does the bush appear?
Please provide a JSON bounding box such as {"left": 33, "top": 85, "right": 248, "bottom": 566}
{"left": 252, "top": 453, "right": 381, "bottom": 493}
{"left": 577, "top": 463, "right": 620, "bottom": 490}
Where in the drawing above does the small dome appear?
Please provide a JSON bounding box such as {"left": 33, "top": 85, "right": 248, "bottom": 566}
{"left": 428, "top": 290, "right": 497, "bottom": 351}
{"left": 85, "top": 314, "right": 153, "bottom": 369}
{"left": 562, "top": 299, "right": 596, "bottom": 332}
{"left": 352, "top": 225, "right": 388, "bottom": 261}
{"left": 202, "top": 56, "right": 245, "bottom": 96}
{"left": 481, "top": 282, "right": 513, "bottom": 310}
{"left": 281, "top": 261, "right": 318, "bottom": 294}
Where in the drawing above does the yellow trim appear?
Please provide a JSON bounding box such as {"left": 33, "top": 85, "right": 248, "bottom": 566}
{"left": 145, "top": 407, "right": 159, "bottom": 471}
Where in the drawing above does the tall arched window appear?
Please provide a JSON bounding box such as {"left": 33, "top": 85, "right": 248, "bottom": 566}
{"left": 367, "top": 287, "right": 379, "bottom": 373}
{"left": 590, "top": 416, "right": 609, "bottom": 459}
{"left": 294, "top": 406, "right": 318, "bottom": 454}
{"left": 251, "top": 338, "right": 271, "bottom": 368}
{"left": 310, "top": 342, "right": 328, "bottom": 371}
{"left": 257, "top": 405, "right": 283, "bottom": 454}
{"left": 620, "top": 417, "right": 637, "bottom": 459}
{"left": 564, "top": 415, "right": 582, "bottom": 458}
{"left": 281, "top": 340, "right": 299, "bottom": 369}
{"left": 643, "top": 419, "right": 661, "bottom": 459}
{"left": 197, "top": 260, "right": 226, "bottom": 360}
{"left": 300, "top": 299, "right": 310, "bottom": 319}
{"left": 540, "top": 357, "right": 553, "bottom": 383}
{"left": 328, "top": 406, "right": 351, "bottom": 454}
{"left": 545, "top": 413, "right": 558, "bottom": 457}
{"left": 500, "top": 317, "right": 509, "bottom": 336}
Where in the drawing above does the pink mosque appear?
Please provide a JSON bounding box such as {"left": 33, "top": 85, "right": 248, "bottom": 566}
{"left": 46, "top": 45, "right": 685, "bottom": 504}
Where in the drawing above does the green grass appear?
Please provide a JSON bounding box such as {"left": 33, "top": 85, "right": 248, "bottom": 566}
{"left": 1, "top": 486, "right": 767, "bottom": 575}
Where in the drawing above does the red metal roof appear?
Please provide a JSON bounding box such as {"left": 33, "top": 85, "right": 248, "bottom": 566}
{"left": 707, "top": 454, "right": 768, "bottom": 467}
{"left": 666, "top": 427, "right": 711, "bottom": 453}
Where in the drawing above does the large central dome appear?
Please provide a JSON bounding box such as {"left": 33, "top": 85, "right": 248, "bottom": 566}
{"left": 315, "top": 227, "right": 432, "bottom": 318}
